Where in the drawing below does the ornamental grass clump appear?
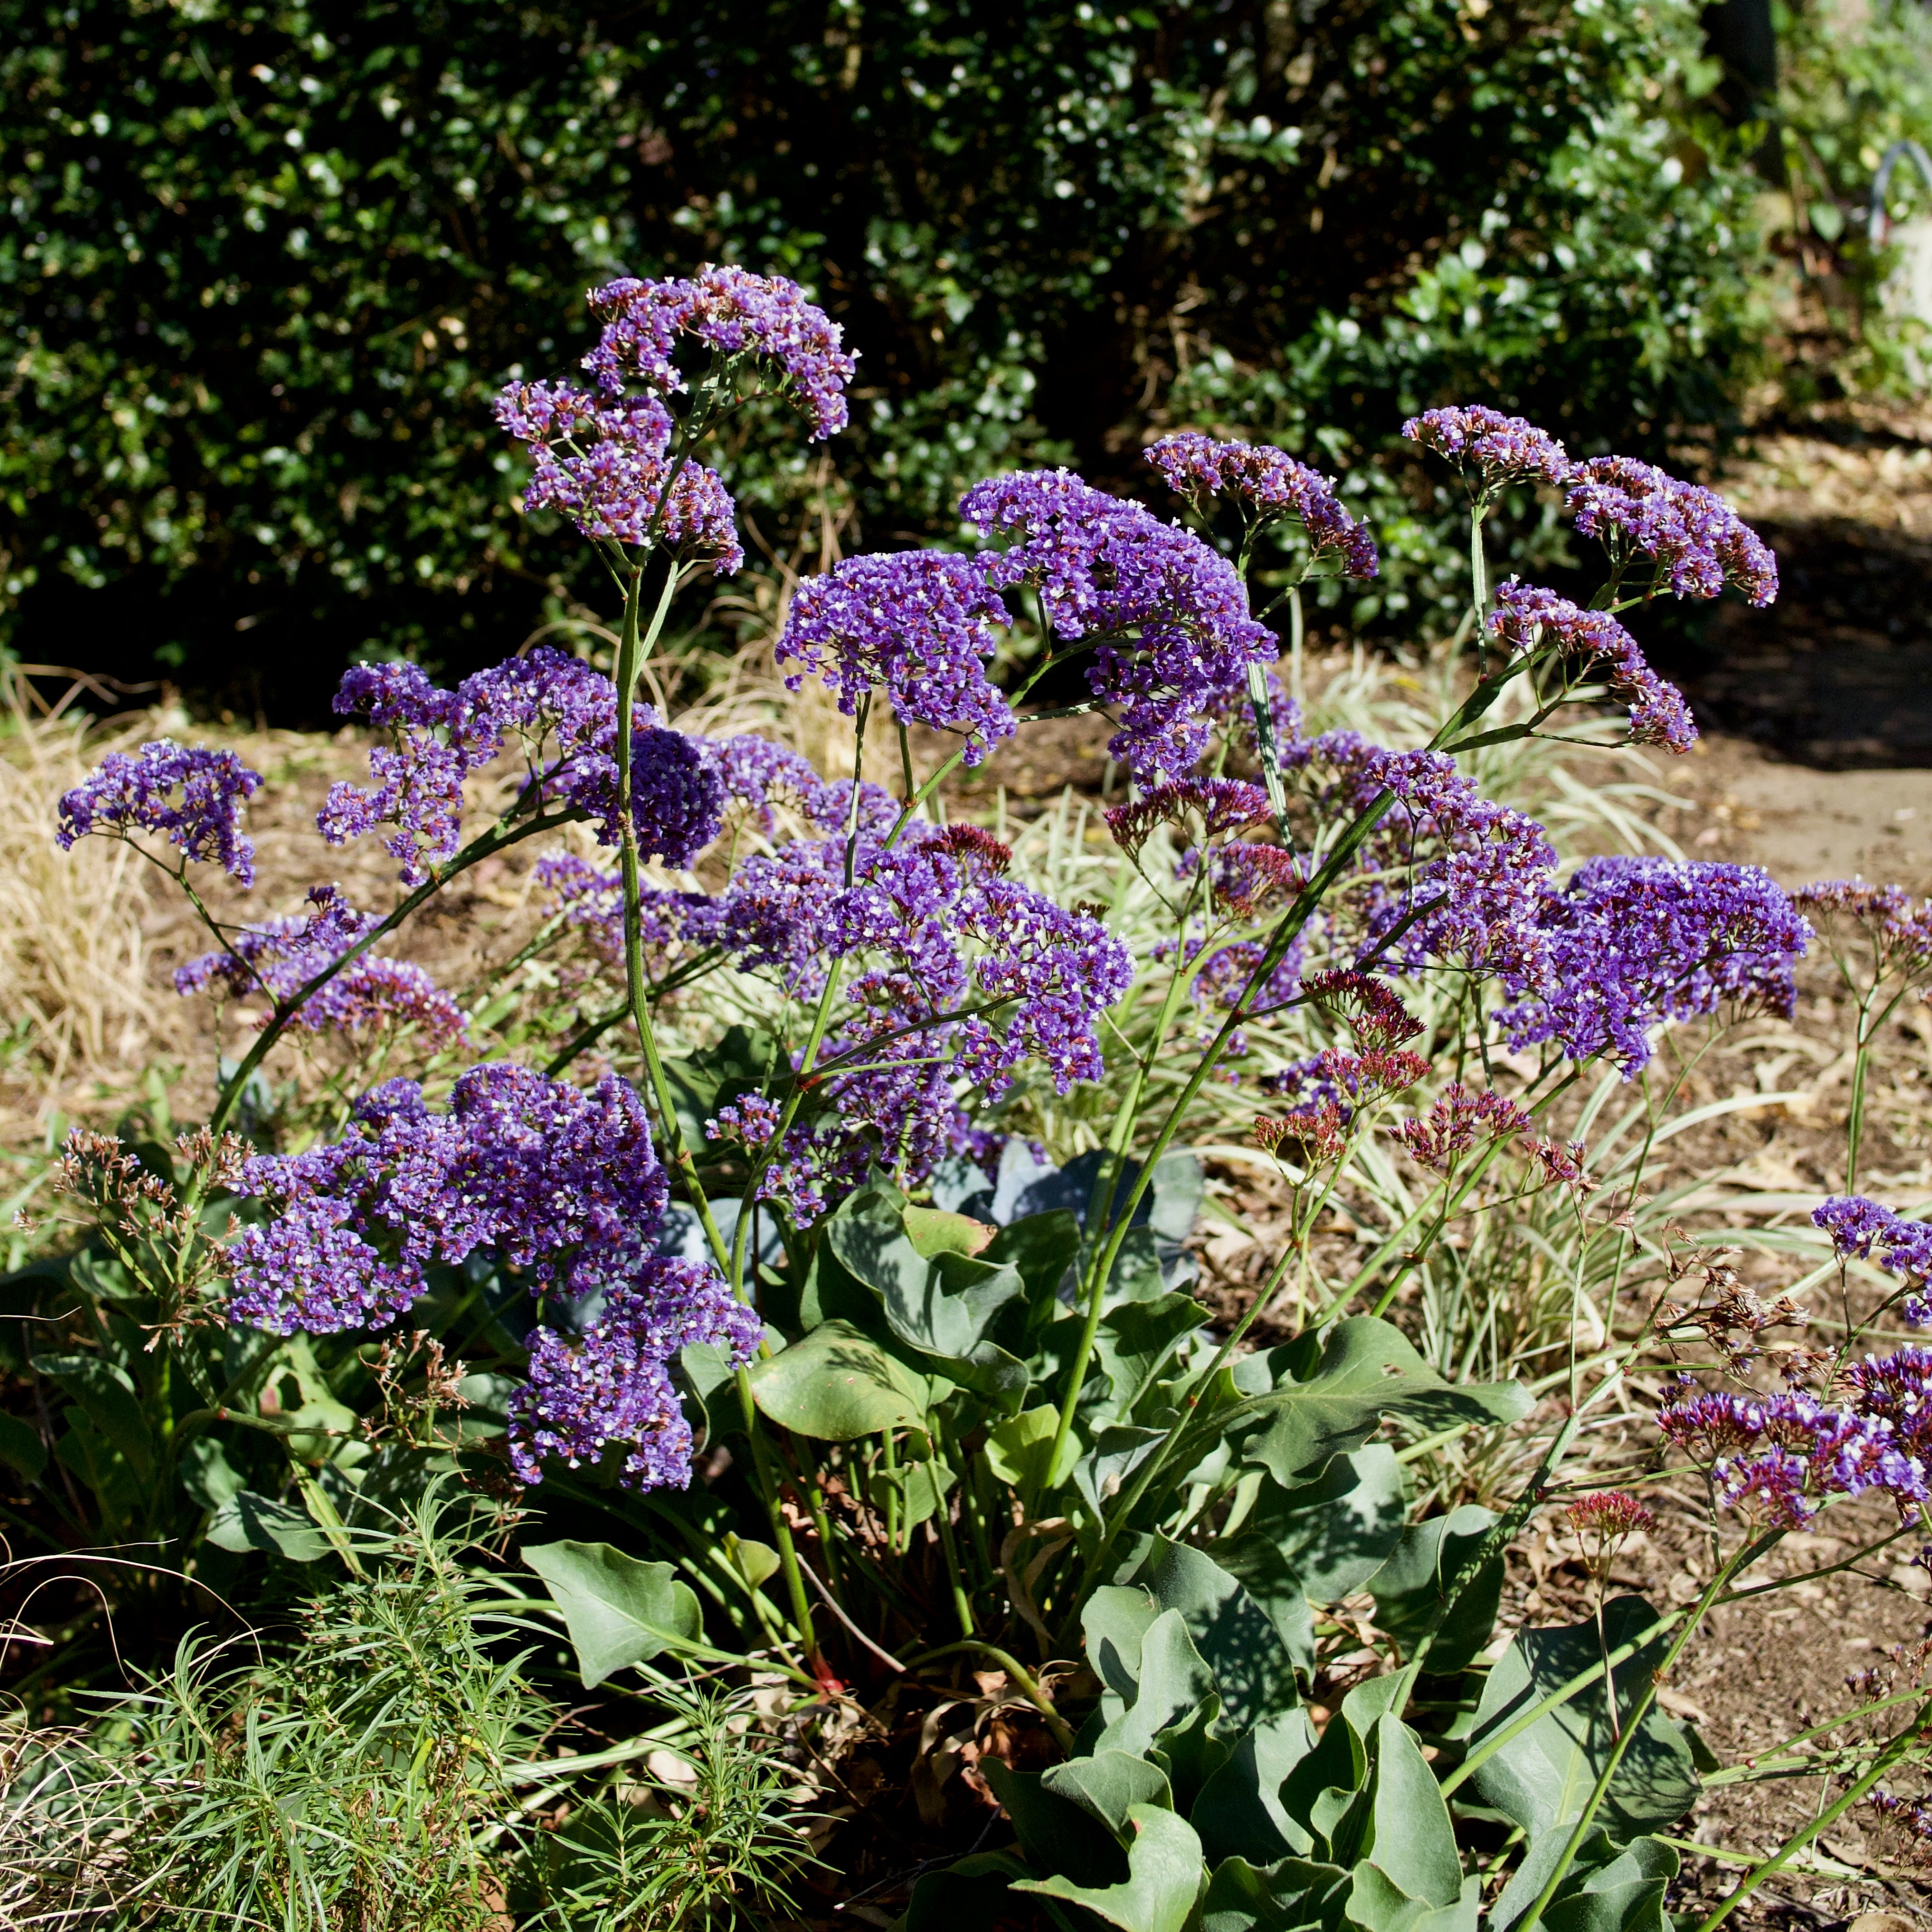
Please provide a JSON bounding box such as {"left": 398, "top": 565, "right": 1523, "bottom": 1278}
{"left": 21, "top": 262, "right": 1932, "bottom": 1927}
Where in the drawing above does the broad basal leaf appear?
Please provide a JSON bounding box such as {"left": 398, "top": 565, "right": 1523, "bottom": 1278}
{"left": 746, "top": 1320, "right": 930, "bottom": 1441}
{"left": 1014, "top": 1802, "right": 1206, "bottom": 1932}
{"left": 205, "top": 1488, "right": 330, "bottom": 1563}
{"left": 32, "top": 1352, "right": 152, "bottom": 1480}
{"left": 1367, "top": 1504, "right": 1504, "bottom": 1674}
{"left": 523, "top": 1539, "right": 704, "bottom": 1687}
{"left": 1489, "top": 1825, "right": 1679, "bottom": 1932}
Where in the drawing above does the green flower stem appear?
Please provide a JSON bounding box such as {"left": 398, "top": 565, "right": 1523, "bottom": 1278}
{"left": 930, "top": 1410, "right": 979, "bottom": 1640}
{"left": 905, "top": 1641, "right": 1076, "bottom": 1751}
{"left": 1512, "top": 1534, "right": 1770, "bottom": 1932}
{"left": 1469, "top": 504, "right": 1491, "bottom": 670}
{"left": 1693, "top": 1692, "right": 1932, "bottom": 1931}
{"left": 1288, "top": 580, "right": 1307, "bottom": 712}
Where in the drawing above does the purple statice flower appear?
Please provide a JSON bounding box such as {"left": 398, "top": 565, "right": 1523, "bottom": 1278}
{"left": 495, "top": 380, "right": 743, "bottom": 572}
{"left": 1813, "top": 1198, "right": 1932, "bottom": 1321}
{"left": 1500, "top": 857, "right": 1810, "bottom": 1076}
{"left": 1566, "top": 456, "right": 1778, "bottom": 606}
{"left": 321, "top": 645, "right": 723, "bottom": 884}
{"left": 776, "top": 552, "right": 1017, "bottom": 764}
{"left": 1143, "top": 433, "right": 1380, "bottom": 578}
{"left": 1793, "top": 879, "right": 1932, "bottom": 986}
{"left": 535, "top": 853, "right": 701, "bottom": 978}
{"left": 705, "top": 735, "right": 854, "bottom": 837}
{"left": 58, "top": 740, "right": 263, "bottom": 887}
{"left": 961, "top": 468, "right": 1276, "bottom": 775}
{"left": 1401, "top": 406, "right": 1571, "bottom": 495}
{"left": 1105, "top": 777, "right": 1275, "bottom": 857}
{"left": 1185, "top": 842, "right": 1309, "bottom": 918}
{"left": 581, "top": 266, "right": 857, "bottom": 438}
{"left": 1313, "top": 735, "right": 1558, "bottom": 989}
{"left": 1299, "top": 969, "right": 1425, "bottom": 1052}
{"left": 508, "top": 1262, "right": 761, "bottom": 1489}
{"left": 1489, "top": 579, "right": 1697, "bottom": 752}
{"left": 176, "top": 887, "right": 466, "bottom": 1045}
{"left": 1255, "top": 1046, "right": 1427, "bottom": 1163}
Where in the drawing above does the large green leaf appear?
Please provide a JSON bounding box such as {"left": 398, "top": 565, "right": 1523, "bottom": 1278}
{"left": 1126, "top": 1534, "right": 1301, "bottom": 1734}
{"left": 523, "top": 1540, "right": 704, "bottom": 1687}
{"left": 32, "top": 1352, "right": 152, "bottom": 1480}
{"left": 1363, "top": 1712, "right": 1463, "bottom": 1908}
{"left": 1095, "top": 1609, "right": 1221, "bottom": 1759}
{"left": 985, "top": 1404, "right": 1078, "bottom": 1490}
{"left": 1347, "top": 1864, "right": 1480, "bottom": 1932}
{"left": 901, "top": 1849, "right": 1031, "bottom": 1930}
{"left": 1469, "top": 1597, "right": 1698, "bottom": 1844}
{"left": 1044, "top": 1750, "right": 1176, "bottom": 1836}
{"left": 1367, "top": 1505, "right": 1504, "bottom": 1675}
{"left": 1085, "top": 1583, "right": 1163, "bottom": 1702}
{"left": 1238, "top": 1319, "right": 1528, "bottom": 1488}
{"left": 746, "top": 1320, "right": 931, "bottom": 1441}
{"left": 1200, "top": 1855, "right": 1352, "bottom": 1932}
{"left": 205, "top": 1489, "right": 330, "bottom": 1562}
{"left": 984, "top": 1760, "right": 1129, "bottom": 1888}
{"left": 1092, "top": 1291, "right": 1210, "bottom": 1418}
{"left": 984, "top": 1209, "right": 1082, "bottom": 1324}
{"left": 0, "top": 1412, "right": 46, "bottom": 1483}
{"left": 827, "top": 1188, "right": 1027, "bottom": 1400}
{"left": 1072, "top": 1424, "right": 1169, "bottom": 1519}
{"left": 1489, "top": 1826, "right": 1679, "bottom": 1932}
{"left": 1014, "top": 1802, "right": 1206, "bottom": 1932}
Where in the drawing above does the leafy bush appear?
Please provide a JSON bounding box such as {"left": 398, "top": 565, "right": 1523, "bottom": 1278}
{"left": 0, "top": 0, "right": 1767, "bottom": 708}
{"left": 15, "top": 268, "right": 1932, "bottom": 1927}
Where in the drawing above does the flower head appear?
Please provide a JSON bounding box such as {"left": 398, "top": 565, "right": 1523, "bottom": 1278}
{"left": 582, "top": 266, "right": 857, "bottom": 437}
{"left": 1566, "top": 456, "right": 1778, "bottom": 606}
{"left": 1793, "top": 879, "right": 1932, "bottom": 987}
{"left": 1105, "top": 777, "right": 1273, "bottom": 857}
{"left": 58, "top": 741, "right": 262, "bottom": 887}
{"left": 1490, "top": 580, "right": 1696, "bottom": 752}
{"left": 1144, "top": 433, "right": 1379, "bottom": 577}
{"left": 1402, "top": 406, "right": 1570, "bottom": 495}
{"left": 776, "top": 551, "right": 1016, "bottom": 763}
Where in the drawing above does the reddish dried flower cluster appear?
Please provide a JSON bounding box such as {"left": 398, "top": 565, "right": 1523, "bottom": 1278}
{"left": 1565, "top": 1490, "right": 1656, "bottom": 1540}
{"left": 1105, "top": 778, "right": 1273, "bottom": 857}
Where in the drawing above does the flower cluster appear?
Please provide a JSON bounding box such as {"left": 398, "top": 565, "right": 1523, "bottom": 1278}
{"left": 1256, "top": 1045, "right": 1428, "bottom": 1164}
{"left": 508, "top": 1259, "right": 761, "bottom": 1489}
{"left": 1564, "top": 1490, "right": 1656, "bottom": 1541}
{"left": 1143, "top": 433, "right": 1380, "bottom": 577}
{"left": 1187, "top": 842, "right": 1308, "bottom": 918}
{"left": 1566, "top": 456, "right": 1778, "bottom": 606}
{"left": 1500, "top": 858, "right": 1810, "bottom": 1076}
{"left": 176, "top": 886, "right": 465, "bottom": 1045}
{"left": 58, "top": 740, "right": 263, "bottom": 887}
{"left": 776, "top": 551, "right": 1016, "bottom": 763}
{"left": 582, "top": 265, "right": 857, "bottom": 438}
{"left": 1105, "top": 777, "right": 1275, "bottom": 858}
{"left": 962, "top": 469, "right": 1276, "bottom": 775}
{"left": 1299, "top": 969, "right": 1424, "bottom": 1052}
{"left": 1402, "top": 406, "right": 1571, "bottom": 494}
{"left": 1659, "top": 1354, "right": 1932, "bottom": 1526}
{"left": 1793, "top": 879, "right": 1932, "bottom": 986}
{"left": 1489, "top": 580, "right": 1697, "bottom": 752}
{"left": 1396, "top": 1083, "right": 1532, "bottom": 1174}
{"left": 321, "top": 647, "right": 722, "bottom": 885}
{"left": 495, "top": 381, "right": 743, "bottom": 571}
{"left": 1813, "top": 1195, "right": 1932, "bottom": 1322}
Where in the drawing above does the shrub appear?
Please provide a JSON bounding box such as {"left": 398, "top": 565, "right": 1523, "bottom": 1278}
{"left": 0, "top": 0, "right": 1765, "bottom": 710}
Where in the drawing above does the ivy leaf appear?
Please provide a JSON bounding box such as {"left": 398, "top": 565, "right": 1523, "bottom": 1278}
{"left": 1013, "top": 1802, "right": 1206, "bottom": 1932}
{"left": 746, "top": 1320, "right": 931, "bottom": 1441}
{"left": 1469, "top": 1597, "right": 1698, "bottom": 1845}
{"left": 523, "top": 1539, "right": 704, "bottom": 1687}
{"left": 1239, "top": 1318, "right": 1528, "bottom": 1487}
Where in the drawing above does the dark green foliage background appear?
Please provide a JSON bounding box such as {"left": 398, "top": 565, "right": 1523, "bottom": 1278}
{"left": 1, "top": 0, "right": 1764, "bottom": 718}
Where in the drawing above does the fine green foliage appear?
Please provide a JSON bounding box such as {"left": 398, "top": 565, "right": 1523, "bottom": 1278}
{"left": 1, "top": 0, "right": 1765, "bottom": 699}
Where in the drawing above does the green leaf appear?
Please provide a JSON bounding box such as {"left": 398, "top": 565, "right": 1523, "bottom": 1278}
{"left": 1239, "top": 1318, "right": 1528, "bottom": 1487}
{"left": 1125, "top": 1534, "right": 1301, "bottom": 1734}
{"left": 1363, "top": 1712, "right": 1463, "bottom": 1908}
{"left": 1200, "top": 1855, "right": 1352, "bottom": 1932}
{"left": 827, "top": 1188, "right": 1027, "bottom": 1400}
{"left": 55, "top": 1414, "right": 140, "bottom": 1519}
{"left": 722, "top": 1533, "right": 779, "bottom": 1592}
{"left": 1346, "top": 1863, "right": 1480, "bottom": 1932}
{"left": 1195, "top": 1709, "right": 1320, "bottom": 1866}
{"left": 901, "top": 1850, "right": 1032, "bottom": 1930}
{"left": 1496, "top": 1832, "right": 1678, "bottom": 1932}
{"left": 523, "top": 1539, "right": 704, "bottom": 1687}
{"left": 872, "top": 1452, "right": 954, "bottom": 1528}
{"left": 1367, "top": 1505, "right": 1504, "bottom": 1675}
{"left": 1014, "top": 1802, "right": 1206, "bottom": 1932}
{"left": 1092, "top": 1291, "right": 1208, "bottom": 1417}
{"left": 1072, "top": 1423, "right": 1168, "bottom": 1518}
{"left": 1085, "top": 1583, "right": 1163, "bottom": 1702}
{"left": 1096, "top": 1609, "right": 1220, "bottom": 1758}
{"left": 984, "top": 1209, "right": 1082, "bottom": 1320}
{"left": 746, "top": 1320, "right": 931, "bottom": 1440}
{"left": 205, "top": 1489, "right": 330, "bottom": 1562}
{"left": 986, "top": 1759, "right": 1130, "bottom": 1887}
{"left": 0, "top": 1412, "right": 46, "bottom": 1483}
{"left": 32, "top": 1352, "right": 153, "bottom": 1480}
{"left": 1043, "top": 1750, "right": 1176, "bottom": 1836}
{"left": 986, "top": 1405, "right": 1077, "bottom": 1490}
{"left": 1468, "top": 1597, "right": 1698, "bottom": 1845}
{"left": 179, "top": 1435, "right": 245, "bottom": 1510}
{"left": 902, "top": 1203, "right": 996, "bottom": 1257}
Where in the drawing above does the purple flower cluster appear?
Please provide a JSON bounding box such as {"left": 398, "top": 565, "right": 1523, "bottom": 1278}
{"left": 1793, "top": 879, "right": 1932, "bottom": 984}
{"left": 227, "top": 1064, "right": 756, "bottom": 1488}
{"left": 1566, "top": 456, "right": 1778, "bottom": 606}
{"left": 582, "top": 266, "right": 857, "bottom": 438}
{"left": 1813, "top": 1195, "right": 1932, "bottom": 1321}
{"left": 320, "top": 647, "right": 722, "bottom": 884}
{"left": 1489, "top": 579, "right": 1697, "bottom": 752}
{"left": 1401, "top": 406, "right": 1571, "bottom": 493}
{"left": 509, "top": 1259, "right": 762, "bottom": 1489}
{"left": 1500, "top": 857, "right": 1810, "bottom": 1076}
{"left": 1143, "top": 433, "right": 1380, "bottom": 578}
{"left": 58, "top": 740, "right": 263, "bottom": 887}
{"left": 776, "top": 551, "right": 1017, "bottom": 763}
{"left": 961, "top": 468, "right": 1276, "bottom": 775}
{"left": 668, "top": 823, "right": 1129, "bottom": 1219}
{"left": 1313, "top": 734, "right": 1559, "bottom": 989}
{"left": 176, "top": 886, "right": 465, "bottom": 1044}
{"left": 1105, "top": 776, "right": 1275, "bottom": 858}
{"left": 1659, "top": 1354, "right": 1932, "bottom": 1527}
{"left": 495, "top": 381, "right": 743, "bottom": 571}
